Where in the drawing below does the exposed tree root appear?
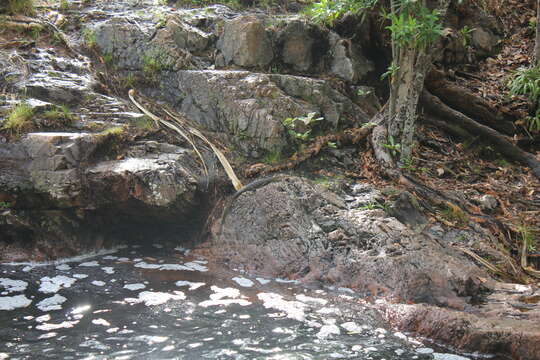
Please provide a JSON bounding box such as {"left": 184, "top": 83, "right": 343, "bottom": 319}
{"left": 244, "top": 124, "right": 375, "bottom": 178}
{"left": 425, "top": 69, "right": 516, "bottom": 135}
{"left": 421, "top": 90, "right": 540, "bottom": 180}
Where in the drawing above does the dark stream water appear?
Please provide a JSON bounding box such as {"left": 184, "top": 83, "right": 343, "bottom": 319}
{"left": 0, "top": 244, "right": 471, "bottom": 360}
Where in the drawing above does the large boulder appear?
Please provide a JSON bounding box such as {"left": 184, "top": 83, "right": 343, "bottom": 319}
{"left": 276, "top": 20, "right": 328, "bottom": 72}
{"left": 218, "top": 15, "right": 274, "bottom": 69}
{"left": 214, "top": 176, "right": 486, "bottom": 306}
{"left": 211, "top": 175, "right": 540, "bottom": 359}
{"left": 146, "top": 70, "right": 374, "bottom": 156}
{"left": 0, "top": 132, "right": 202, "bottom": 261}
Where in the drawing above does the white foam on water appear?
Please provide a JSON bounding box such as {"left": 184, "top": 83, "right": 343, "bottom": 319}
{"left": 133, "top": 262, "right": 161, "bottom": 269}
{"left": 183, "top": 262, "right": 208, "bottom": 272}
{"left": 133, "top": 261, "right": 208, "bottom": 272}
{"left": 296, "top": 294, "right": 328, "bottom": 306}
{"left": 275, "top": 278, "right": 299, "bottom": 284}
{"left": 209, "top": 286, "right": 241, "bottom": 300}
{"left": 0, "top": 295, "right": 32, "bottom": 310}
{"left": 91, "top": 281, "right": 106, "bottom": 287}
{"left": 36, "top": 320, "right": 78, "bottom": 331}
{"left": 38, "top": 332, "right": 57, "bottom": 339}
{"left": 175, "top": 281, "right": 205, "bottom": 291}
{"left": 0, "top": 278, "right": 28, "bottom": 293}
{"left": 340, "top": 322, "right": 363, "bottom": 333}
{"left": 102, "top": 267, "right": 114, "bottom": 274}
{"left": 106, "top": 327, "right": 119, "bottom": 333}
{"left": 123, "top": 283, "right": 146, "bottom": 291}
{"left": 36, "top": 294, "right": 67, "bottom": 311}
{"left": 159, "top": 264, "right": 192, "bottom": 271}
{"left": 92, "top": 318, "right": 110, "bottom": 326}
{"left": 39, "top": 276, "right": 76, "bottom": 294}
{"left": 72, "top": 274, "right": 88, "bottom": 279}
{"left": 55, "top": 264, "right": 71, "bottom": 271}
{"left": 198, "top": 299, "right": 251, "bottom": 308}
{"left": 417, "top": 348, "right": 434, "bottom": 354}
{"left": 79, "top": 261, "right": 99, "bottom": 267}
{"left": 125, "top": 291, "right": 186, "bottom": 306}
{"left": 257, "top": 292, "right": 306, "bottom": 322}
{"left": 317, "top": 324, "right": 341, "bottom": 339}
{"left": 256, "top": 278, "right": 271, "bottom": 285}
{"left": 71, "top": 305, "right": 91, "bottom": 314}
{"left": 102, "top": 255, "right": 118, "bottom": 260}
{"left": 433, "top": 353, "right": 470, "bottom": 360}
{"left": 133, "top": 335, "right": 168, "bottom": 344}
{"left": 36, "top": 314, "right": 51, "bottom": 322}
{"left": 231, "top": 277, "right": 254, "bottom": 288}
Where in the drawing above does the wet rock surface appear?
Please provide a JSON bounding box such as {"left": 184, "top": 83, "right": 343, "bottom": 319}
{"left": 213, "top": 176, "right": 540, "bottom": 359}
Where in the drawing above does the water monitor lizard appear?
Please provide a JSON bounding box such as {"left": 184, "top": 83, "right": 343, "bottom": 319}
{"left": 218, "top": 175, "right": 288, "bottom": 238}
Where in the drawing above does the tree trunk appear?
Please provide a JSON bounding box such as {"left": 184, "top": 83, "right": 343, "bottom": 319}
{"left": 385, "top": 0, "right": 452, "bottom": 165}
{"left": 534, "top": 0, "right": 540, "bottom": 66}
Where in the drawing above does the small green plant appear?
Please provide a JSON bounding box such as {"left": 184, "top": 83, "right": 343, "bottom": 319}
{"left": 518, "top": 225, "right": 537, "bottom": 252}
{"left": 381, "top": 63, "right": 400, "bottom": 80}
{"left": 59, "top": 0, "right": 70, "bottom": 11}
{"left": 133, "top": 116, "right": 155, "bottom": 130}
{"left": 529, "top": 17, "right": 537, "bottom": 32}
{"left": 102, "top": 52, "right": 114, "bottom": 67}
{"left": 306, "top": 0, "right": 377, "bottom": 26}
{"left": 2, "top": 103, "right": 34, "bottom": 134}
{"left": 458, "top": 25, "right": 475, "bottom": 47}
{"left": 508, "top": 66, "right": 540, "bottom": 132}
{"left": 120, "top": 73, "right": 137, "bottom": 89}
{"left": 524, "top": 113, "right": 540, "bottom": 133}
{"left": 383, "top": 4, "right": 443, "bottom": 50}
{"left": 382, "top": 135, "right": 401, "bottom": 157}
{"left": 42, "top": 105, "right": 74, "bottom": 125}
{"left": 5, "top": 0, "right": 35, "bottom": 15}
{"left": 441, "top": 203, "right": 469, "bottom": 227}
{"left": 263, "top": 149, "right": 283, "bottom": 164}
{"left": 99, "top": 126, "right": 125, "bottom": 137}
{"left": 142, "top": 48, "right": 173, "bottom": 79}
{"left": 0, "top": 201, "right": 12, "bottom": 209}
{"left": 82, "top": 28, "right": 97, "bottom": 48}
{"left": 360, "top": 200, "right": 388, "bottom": 211}
{"left": 357, "top": 88, "right": 372, "bottom": 97}
{"left": 282, "top": 112, "right": 324, "bottom": 143}
{"left": 28, "top": 25, "right": 43, "bottom": 39}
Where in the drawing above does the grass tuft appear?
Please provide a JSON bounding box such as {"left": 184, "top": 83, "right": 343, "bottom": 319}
{"left": 5, "top": 0, "right": 35, "bottom": 16}
{"left": 2, "top": 103, "right": 34, "bottom": 135}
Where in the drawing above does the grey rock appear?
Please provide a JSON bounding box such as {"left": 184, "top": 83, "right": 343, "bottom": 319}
{"left": 329, "top": 32, "right": 374, "bottom": 83}
{"left": 388, "top": 191, "right": 427, "bottom": 232}
{"left": 478, "top": 194, "right": 498, "bottom": 211}
{"left": 218, "top": 16, "right": 274, "bottom": 68}
{"left": 277, "top": 20, "right": 325, "bottom": 72}
{"left": 145, "top": 70, "right": 372, "bottom": 154}
{"left": 215, "top": 176, "right": 486, "bottom": 306}
{"left": 0, "top": 132, "right": 202, "bottom": 260}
